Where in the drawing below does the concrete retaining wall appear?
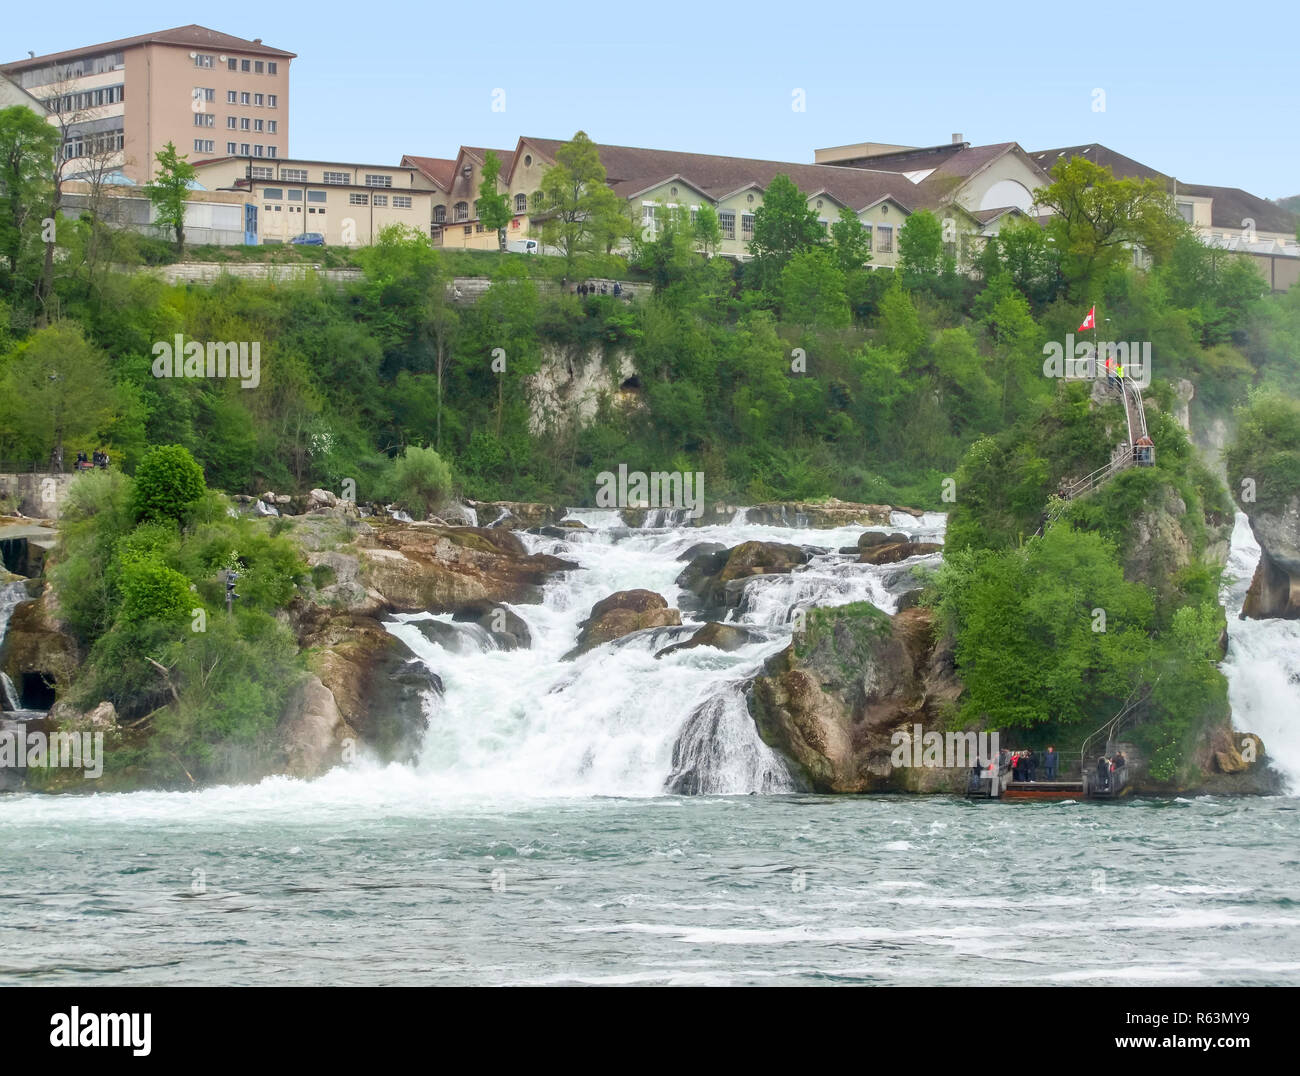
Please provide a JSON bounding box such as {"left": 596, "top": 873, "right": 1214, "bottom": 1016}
{"left": 0, "top": 473, "right": 75, "bottom": 520}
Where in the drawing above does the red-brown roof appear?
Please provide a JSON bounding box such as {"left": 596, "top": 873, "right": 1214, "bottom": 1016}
{"left": 2, "top": 24, "right": 295, "bottom": 71}
{"left": 401, "top": 155, "right": 457, "bottom": 191}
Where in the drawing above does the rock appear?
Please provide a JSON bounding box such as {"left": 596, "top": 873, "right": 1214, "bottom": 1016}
{"left": 676, "top": 541, "right": 726, "bottom": 563}
{"left": 859, "top": 538, "right": 943, "bottom": 565}
{"left": 744, "top": 499, "right": 896, "bottom": 528}
{"left": 430, "top": 502, "right": 478, "bottom": 527}
{"left": 86, "top": 701, "right": 117, "bottom": 728}
{"left": 567, "top": 589, "right": 681, "bottom": 658}
{"left": 0, "top": 590, "right": 80, "bottom": 707}
{"left": 255, "top": 500, "right": 280, "bottom": 517}
{"left": 675, "top": 540, "right": 810, "bottom": 618}
{"left": 468, "top": 500, "right": 561, "bottom": 530}
{"left": 1242, "top": 541, "right": 1300, "bottom": 620}
{"left": 655, "top": 621, "right": 762, "bottom": 659}
{"left": 274, "top": 494, "right": 292, "bottom": 506}
{"left": 858, "top": 531, "right": 910, "bottom": 549}
{"left": 451, "top": 600, "right": 532, "bottom": 650}
{"left": 306, "top": 615, "right": 441, "bottom": 763}
{"left": 355, "top": 521, "right": 575, "bottom": 613}
{"left": 277, "top": 676, "right": 355, "bottom": 778}
{"left": 307, "top": 488, "right": 338, "bottom": 509}
{"left": 748, "top": 606, "right": 962, "bottom": 793}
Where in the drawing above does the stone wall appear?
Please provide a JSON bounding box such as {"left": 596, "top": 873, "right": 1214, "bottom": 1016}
{"left": 0, "top": 473, "right": 74, "bottom": 520}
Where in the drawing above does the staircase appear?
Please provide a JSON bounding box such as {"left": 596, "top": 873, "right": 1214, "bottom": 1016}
{"left": 1034, "top": 377, "right": 1154, "bottom": 538}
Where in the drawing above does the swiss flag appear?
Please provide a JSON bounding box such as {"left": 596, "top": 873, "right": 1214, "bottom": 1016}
{"left": 1078, "top": 306, "right": 1096, "bottom": 332}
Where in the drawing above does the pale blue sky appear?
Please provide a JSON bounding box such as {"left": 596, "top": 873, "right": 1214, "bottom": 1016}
{"left": 7, "top": 0, "right": 1297, "bottom": 198}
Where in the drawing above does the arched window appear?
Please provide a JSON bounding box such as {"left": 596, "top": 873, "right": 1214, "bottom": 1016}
{"left": 515, "top": 193, "right": 527, "bottom": 213}
{"left": 433, "top": 204, "right": 446, "bottom": 223}
{"left": 453, "top": 201, "right": 468, "bottom": 222}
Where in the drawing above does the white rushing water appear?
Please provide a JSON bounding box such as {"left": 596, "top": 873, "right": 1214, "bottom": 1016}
{"left": 373, "top": 510, "right": 943, "bottom": 800}
{"left": 1221, "top": 512, "right": 1300, "bottom": 790}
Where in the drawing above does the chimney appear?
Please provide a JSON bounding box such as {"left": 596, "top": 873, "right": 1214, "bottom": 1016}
{"left": 253, "top": 38, "right": 263, "bottom": 45}
{"left": 952, "top": 133, "right": 963, "bottom": 145}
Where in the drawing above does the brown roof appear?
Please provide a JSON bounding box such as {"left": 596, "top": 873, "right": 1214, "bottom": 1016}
{"left": 513, "top": 136, "right": 922, "bottom": 212}
{"left": 844, "top": 142, "right": 1050, "bottom": 204}
{"left": 1030, "top": 144, "right": 1169, "bottom": 183}
{"left": 1178, "top": 183, "right": 1297, "bottom": 235}
{"left": 2, "top": 24, "right": 295, "bottom": 70}
{"left": 462, "top": 146, "right": 515, "bottom": 172}
{"left": 401, "top": 155, "right": 457, "bottom": 191}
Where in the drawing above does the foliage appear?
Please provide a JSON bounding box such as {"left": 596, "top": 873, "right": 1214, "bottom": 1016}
{"left": 132, "top": 443, "right": 207, "bottom": 522}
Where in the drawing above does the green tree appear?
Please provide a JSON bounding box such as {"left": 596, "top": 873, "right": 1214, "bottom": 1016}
{"left": 133, "top": 444, "right": 207, "bottom": 522}
{"left": 0, "top": 321, "right": 119, "bottom": 467}
{"left": 145, "top": 142, "right": 197, "bottom": 255}
{"left": 0, "top": 105, "right": 59, "bottom": 301}
{"left": 537, "top": 131, "right": 627, "bottom": 276}
{"left": 478, "top": 151, "right": 513, "bottom": 252}
{"left": 383, "top": 444, "right": 455, "bottom": 518}
{"left": 747, "top": 174, "right": 825, "bottom": 290}
{"left": 898, "top": 209, "right": 945, "bottom": 282}
{"left": 830, "top": 205, "right": 871, "bottom": 273}
{"left": 779, "top": 247, "right": 850, "bottom": 328}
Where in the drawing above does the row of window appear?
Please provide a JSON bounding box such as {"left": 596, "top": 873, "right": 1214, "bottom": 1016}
{"left": 48, "top": 83, "right": 124, "bottom": 113}
{"left": 259, "top": 188, "right": 413, "bottom": 209}
{"left": 18, "top": 50, "right": 123, "bottom": 89}
{"left": 194, "top": 115, "right": 279, "bottom": 133}
{"left": 225, "top": 90, "right": 277, "bottom": 107}
{"left": 435, "top": 192, "right": 538, "bottom": 224}
{"left": 194, "top": 55, "right": 280, "bottom": 76}
{"left": 224, "top": 142, "right": 278, "bottom": 158}
{"left": 62, "top": 127, "right": 124, "bottom": 160}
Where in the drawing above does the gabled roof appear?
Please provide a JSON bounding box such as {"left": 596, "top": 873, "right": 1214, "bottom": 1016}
{"left": 1029, "top": 144, "right": 1168, "bottom": 183}
{"left": 508, "top": 135, "right": 921, "bottom": 213}
{"left": 1179, "top": 183, "right": 1297, "bottom": 235}
{"left": 401, "top": 155, "right": 456, "bottom": 191}
{"left": 2, "top": 24, "right": 295, "bottom": 70}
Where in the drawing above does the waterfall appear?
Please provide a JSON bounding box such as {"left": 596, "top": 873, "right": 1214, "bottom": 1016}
{"left": 1222, "top": 513, "right": 1300, "bottom": 790}
{"left": 1, "top": 579, "right": 29, "bottom": 713}
{"left": 370, "top": 512, "right": 945, "bottom": 797}
{"left": 0, "top": 672, "right": 18, "bottom": 713}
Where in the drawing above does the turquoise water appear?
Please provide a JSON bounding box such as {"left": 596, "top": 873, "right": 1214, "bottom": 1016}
{"left": 2, "top": 791, "right": 1297, "bottom": 986}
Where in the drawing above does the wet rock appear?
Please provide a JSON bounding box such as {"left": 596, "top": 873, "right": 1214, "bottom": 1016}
{"left": 567, "top": 589, "right": 681, "bottom": 658}
{"left": 655, "top": 621, "right": 763, "bottom": 659}
{"left": 744, "top": 499, "right": 896, "bottom": 528}
{"left": 858, "top": 538, "right": 943, "bottom": 565}
{"left": 451, "top": 600, "right": 532, "bottom": 650}
{"left": 277, "top": 675, "right": 355, "bottom": 779}
{"left": 676, "top": 540, "right": 810, "bottom": 619}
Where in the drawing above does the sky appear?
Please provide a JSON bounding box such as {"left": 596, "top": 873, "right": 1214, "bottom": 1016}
{"left": 5, "top": 0, "right": 1297, "bottom": 199}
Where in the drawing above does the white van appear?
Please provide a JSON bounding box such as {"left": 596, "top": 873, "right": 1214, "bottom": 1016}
{"left": 506, "top": 238, "right": 540, "bottom": 255}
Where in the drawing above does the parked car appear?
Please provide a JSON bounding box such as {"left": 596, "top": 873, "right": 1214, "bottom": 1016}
{"left": 289, "top": 232, "right": 325, "bottom": 246}
{"left": 506, "top": 238, "right": 539, "bottom": 254}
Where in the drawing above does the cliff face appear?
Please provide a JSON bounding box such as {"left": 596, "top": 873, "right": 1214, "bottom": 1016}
{"left": 1240, "top": 494, "right": 1300, "bottom": 619}
{"left": 748, "top": 605, "right": 964, "bottom": 793}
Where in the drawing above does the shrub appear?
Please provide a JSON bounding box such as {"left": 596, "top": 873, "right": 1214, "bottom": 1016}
{"left": 384, "top": 445, "right": 455, "bottom": 518}
{"left": 133, "top": 444, "right": 207, "bottom": 522}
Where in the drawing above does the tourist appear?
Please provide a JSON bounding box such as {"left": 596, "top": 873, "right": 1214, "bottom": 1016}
{"left": 613, "top": 281, "right": 622, "bottom": 297}
{"left": 1043, "top": 746, "right": 1058, "bottom": 779}
{"left": 1024, "top": 748, "right": 1035, "bottom": 782}
{"left": 1095, "top": 756, "right": 1111, "bottom": 792}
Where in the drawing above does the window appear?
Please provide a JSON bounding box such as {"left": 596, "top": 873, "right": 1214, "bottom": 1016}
{"left": 876, "top": 224, "right": 893, "bottom": 253}
{"left": 255, "top": 61, "right": 264, "bottom": 73}
{"left": 515, "top": 193, "right": 527, "bottom": 213}
{"left": 863, "top": 224, "right": 873, "bottom": 252}
{"left": 306, "top": 190, "right": 326, "bottom": 203}
{"left": 268, "top": 62, "right": 278, "bottom": 75}
{"left": 282, "top": 168, "right": 307, "bottom": 182}
{"left": 227, "top": 58, "right": 237, "bottom": 71}
{"left": 454, "top": 201, "right": 469, "bottom": 221}
{"left": 718, "top": 211, "right": 736, "bottom": 240}
{"left": 267, "top": 94, "right": 277, "bottom": 107}
{"left": 267, "top": 147, "right": 277, "bottom": 159}
{"left": 263, "top": 188, "right": 282, "bottom": 199}
{"left": 322, "top": 171, "right": 349, "bottom": 185}
{"left": 227, "top": 90, "right": 237, "bottom": 104}
{"left": 349, "top": 193, "right": 369, "bottom": 205}
{"left": 1176, "top": 201, "right": 1194, "bottom": 223}
{"left": 254, "top": 93, "right": 264, "bottom": 106}
{"left": 253, "top": 145, "right": 263, "bottom": 157}
{"left": 240, "top": 92, "right": 251, "bottom": 105}
{"left": 254, "top": 120, "right": 264, "bottom": 132}
{"left": 193, "top": 139, "right": 214, "bottom": 153}
{"left": 194, "top": 113, "right": 214, "bottom": 127}
{"left": 287, "top": 189, "right": 303, "bottom": 201}
{"left": 267, "top": 120, "right": 277, "bottom": 133}
{"left": 741, "top": 213, "right": 755, "bottom": 238}
{"left": 434, "top": 205, "right": 446, "bottom": 223}
{"left": 464, "top": 225, "right": 472, "bottom": 236}
{"left": 194, "top": 87, "right": 215, "bottom": 102}
{"left": 241, "top": 59, "right": 251, "bottom": 72}
{"left": 194, "top": 53, "right": 214, "bottom": 68}
{"left": 240, "top": 118, "right": 250, "bottom": 131}
{"left": 251, "top": 166, "right": 273, "bottom": 179}
{"left": 393, "top": 195, "right": 411, "bottom": 209}
{"left": 227, "top": 142, "right": 238, "bottom": 154}
{"left": 227, "top": 116, "right": 237, "bottom": 129}
{"left": 373, "top": 194, "right": 388, "bottom": 207}
{"left": 240, "top": 143, "right": 251, "bottom": 155}
{"left": 364, "top": 174, "right": 392, "bottom": 188}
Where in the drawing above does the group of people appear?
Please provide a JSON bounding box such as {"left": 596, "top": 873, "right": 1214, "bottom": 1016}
{"left": 1004, "top": 746, "right": 1059, "bottom": 782}
{"left": 1094, "top": 752, "right": 1127, "bottom": 791}
{"left": 73, "top": 449, "right": 111, "bottom": 471}
{"left": 573, "top": 281, "right": 622, "bottom": 297}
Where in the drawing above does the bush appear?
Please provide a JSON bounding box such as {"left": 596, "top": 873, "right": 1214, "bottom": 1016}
{"left": 117, "top": 559, "right": 194, "bottom": 626}
{"left": 383, "top": 445, "right": 455, "bottom": 518}
{"left": 133, "top": 444, "right": 207, "bottom": 522}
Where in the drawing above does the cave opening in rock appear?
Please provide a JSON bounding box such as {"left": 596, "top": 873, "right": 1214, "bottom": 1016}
{"left": 620, "top": 376, "right": 641, "bottom": 391}
{"left": 19, "top": 672, "right": 56, "bottom": 711}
